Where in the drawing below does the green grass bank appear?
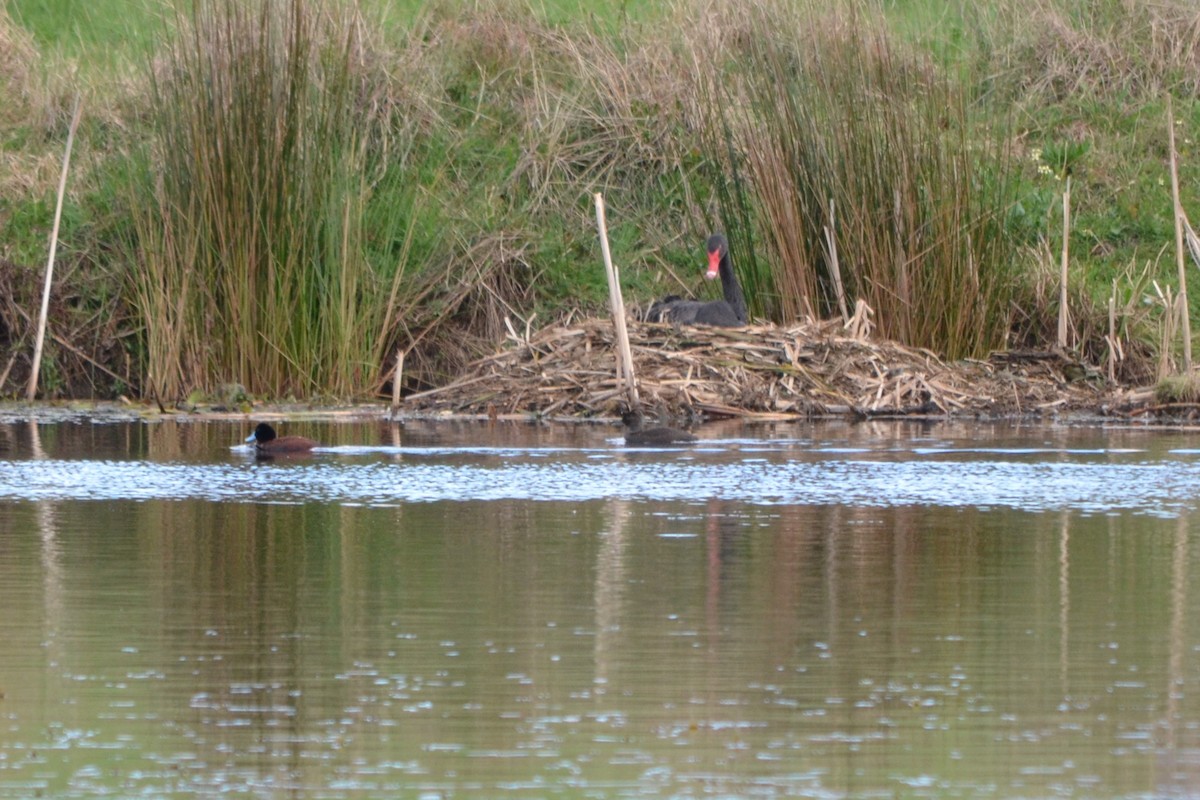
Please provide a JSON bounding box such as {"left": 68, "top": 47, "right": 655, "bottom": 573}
{"left": 2, "top": 0, "right": 1200, "bottom": 403}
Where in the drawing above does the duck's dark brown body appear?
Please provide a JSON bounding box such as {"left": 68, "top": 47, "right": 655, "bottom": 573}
{"left": 624, "top": 426, "right": 698, "bottom": 447}
{"left": 622, "top": 411, "right": 697, "bottom": 447}
{"left": 245, "top": 422, "right": 319, "bottom": 454}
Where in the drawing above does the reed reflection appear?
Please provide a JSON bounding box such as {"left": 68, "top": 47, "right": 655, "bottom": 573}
{"left": 0, "top": 477, "right": 1197, "bottom": 796}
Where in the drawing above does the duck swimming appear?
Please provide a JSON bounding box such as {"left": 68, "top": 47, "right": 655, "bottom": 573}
{"left": 622, "top": 411, "right": 698, "bottom": 447}
{"left": 244, "top": 422, "right": 319, "bottom": 454}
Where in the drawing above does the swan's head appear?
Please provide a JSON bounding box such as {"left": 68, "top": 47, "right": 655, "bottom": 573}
{"left": 705, "top": 234, "right": 727, "bottom": 280}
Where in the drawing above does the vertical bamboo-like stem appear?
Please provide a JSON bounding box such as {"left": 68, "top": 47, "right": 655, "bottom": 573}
{"left": 1056, "top": 175, "right": 1072, "bottom": 351}
{"left": 1159, "top": 285, "right": 1177, "bottom": 380}
{"left": 1107, "top": 290, "right": 1117, "bottom": 383}
{"left": 593, "top": 193, "right": 639, "bottom": 410}
{"left": 893, "top": 188, "right": 909, "bottom": 340}
{"left": 824, "top": 197, "right": 849, "bottom": 324}
{"left": 391, "top": 347, "right": 405, "bottom": 416}
{"left": 28, "top": 96, "right": 83, "bottom": 400}
{"left": 1168, "top": 96, "right": 1192, "bottom": 371}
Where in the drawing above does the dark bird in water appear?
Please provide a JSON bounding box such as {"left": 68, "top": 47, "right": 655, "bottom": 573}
{"left": 645, "top": 234, "right": 748, "bottom": 328}
{"left": 244, "top": 422, "right": 319, "bottom": 454}
{"left": 622, "top": 411, "right": 698, "bottom": 447}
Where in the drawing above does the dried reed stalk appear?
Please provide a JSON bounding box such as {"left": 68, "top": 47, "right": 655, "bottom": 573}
{"left": 391, "top": 347, "right": 405, "bottom": 415}
{"left": 1057, "top": 175, "right": 1072, "bottom": 351}
{"left": 1168, "top": 96, "right": 1191, "bottom": 371}
{"left": 1107, "top": 293, "right": 1118, "bottom": 383}
{"left": 594, "top": 193, "right": 639, "bottom": 409}
{"left": 28, "top": 95, "right": 82, "bottom": 400}
{"left": 824, "top": 198, "right": 848, "bottom": 323}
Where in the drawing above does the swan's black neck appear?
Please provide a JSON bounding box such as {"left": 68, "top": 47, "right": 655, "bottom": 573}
{"left": 712, "top": 241, "right": 748, "bottom": 324}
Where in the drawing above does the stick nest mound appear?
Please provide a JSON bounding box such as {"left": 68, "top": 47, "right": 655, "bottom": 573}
{"left": 405, "top": 317, "right": 1124, "bottom": 420}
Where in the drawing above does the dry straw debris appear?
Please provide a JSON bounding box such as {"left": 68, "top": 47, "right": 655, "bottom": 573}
{"left": 405, "top": 317, "right": 1116, "bottom": 420}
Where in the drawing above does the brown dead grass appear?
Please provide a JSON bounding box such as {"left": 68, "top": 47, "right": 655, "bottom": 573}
{"left": 0, "top": 7, "right": 38, "bottom": 122}
{"left": 0, "top": 7, "right": 50, "bottom": 200}
{"left": 0, "top": 258, "right": 135, "bottom": 398}
{"left": 1011, "top": 0, "right": 1200, "bottom": 99}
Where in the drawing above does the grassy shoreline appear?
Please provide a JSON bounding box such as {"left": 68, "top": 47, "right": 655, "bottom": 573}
{"left": 3, "top": 0, "right": 1200, "bottom": 402}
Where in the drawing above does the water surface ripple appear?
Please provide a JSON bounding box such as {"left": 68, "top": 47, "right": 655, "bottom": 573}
{"left": 1, "top": 442, "right": 1196, "bottom": 515}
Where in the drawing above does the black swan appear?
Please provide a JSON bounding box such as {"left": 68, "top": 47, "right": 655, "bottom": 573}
{"left": 622, "top": 411, "right": 698, "bottom": 447}
{"left": 645, "top": 234, "right": 747, "bottom": 328}
{"left": 245, "top": 422, "right": 320, "bottom": 454}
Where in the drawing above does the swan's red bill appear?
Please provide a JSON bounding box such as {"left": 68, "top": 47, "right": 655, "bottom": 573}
{"left": 706, "top": 246, "right": 721, "bottom": 279}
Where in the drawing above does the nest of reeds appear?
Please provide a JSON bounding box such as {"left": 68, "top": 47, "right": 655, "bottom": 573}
{"left": 404, "top": 316, "right": 1118, "bottom": 421}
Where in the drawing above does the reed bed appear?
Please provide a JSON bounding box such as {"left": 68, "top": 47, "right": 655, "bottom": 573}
{"left": 132, "top": 0, "right": 400, "bottom": 400}
{"left": 689, "top": 2, "right": 1017, "bottom": 360}
{"left": 6, "top": 0, "right": 1194, "bottom": 403}
{"left": 404, "top": 318, "right": 1113, "bottom": 419}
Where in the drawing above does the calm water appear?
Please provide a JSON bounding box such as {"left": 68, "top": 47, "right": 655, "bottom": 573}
{"left": 1, "top": 417, "right": 1200, "bottom": 798}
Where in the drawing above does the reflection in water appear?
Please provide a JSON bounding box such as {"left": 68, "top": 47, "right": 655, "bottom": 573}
{"left": 594, "top": 499, "right": 629, "bottom": 687}
{"left": 0, "top": 421, "right": 1199, "bottom": 796}
{"left": 31, "top": 420, "right": 66, "bottom": 711}
{"left": 1060, "top": 510, "right": 1070, "bottom": 695}
{"left": 0, "top": 498, "right": 1197, "bottom": 796}
{"left": 1164, "top": 515, "right": 1190, "bottom": 785}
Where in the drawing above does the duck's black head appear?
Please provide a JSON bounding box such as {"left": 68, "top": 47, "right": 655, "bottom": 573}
{"left": 246, "top": 422, "right": 277, "bottom": 444}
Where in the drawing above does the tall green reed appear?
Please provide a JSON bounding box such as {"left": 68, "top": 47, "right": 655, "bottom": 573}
{"left": 694, "top": 3, "right": 1018, "bottom": 359}
{"left": 132, "top": 0, "right": 398, "bottom": 399}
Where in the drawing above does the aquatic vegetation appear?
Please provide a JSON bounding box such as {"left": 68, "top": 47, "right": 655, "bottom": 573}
{"left": 692, "top": 2, "right": 1019, "bottom": 359}
{"left": 131, "top": 0, "right": 403, "bottom": 400}
{"left": 3, "top": 0, "right": 1200, "bottom": 400}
